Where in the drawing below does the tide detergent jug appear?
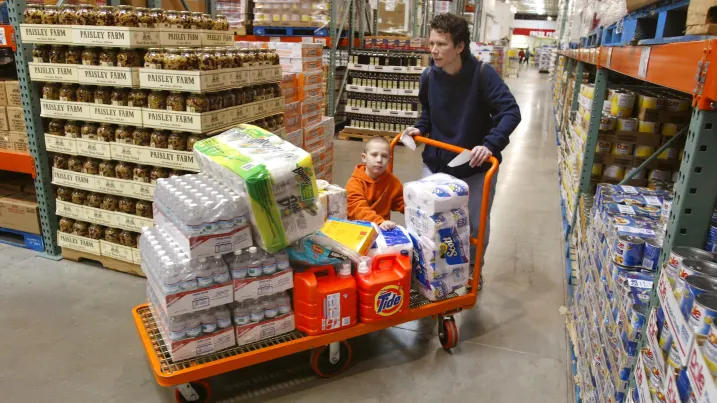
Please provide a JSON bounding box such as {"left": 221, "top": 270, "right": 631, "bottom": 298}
{"left": 294, "top": 264, "right": 357, "bottom": 335}
{"left": 356, "top": 252, "right": 412, "bottom": 323}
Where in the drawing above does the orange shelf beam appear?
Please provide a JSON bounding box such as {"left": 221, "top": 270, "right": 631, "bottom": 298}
{"left": 235, "top": 35, "right": 360, "bottom": 48}
{"left": 0, "top": 151, "right": 35, "bottom": 178}
{"left": 558, "top": 40, "right": 717, "bottom": 110}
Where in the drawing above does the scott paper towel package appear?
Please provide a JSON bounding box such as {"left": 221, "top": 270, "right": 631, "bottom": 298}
{"left": 193, "top": 124, "right": 323, "bottom": 253}
{"left": 406, "top": 206, "right": 470, "bottom": 301}
{"left": 403, "top": 174, "right": 469, "bottom": 215}
{"left": 369, "top": 225, "right": 413, "bottom": 258}
{"left": 317, "top": 180, "right": 347, "bottom": 221}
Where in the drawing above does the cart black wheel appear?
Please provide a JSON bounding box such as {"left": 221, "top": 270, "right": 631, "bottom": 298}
{"left": 310, "top": 340, "right": 352, "bottom": 378}
{"left": 439, "top": 317, "right": 459, "bottom": 350}
{"left": 174, "top": 380, "right": 211, "bottom": 403}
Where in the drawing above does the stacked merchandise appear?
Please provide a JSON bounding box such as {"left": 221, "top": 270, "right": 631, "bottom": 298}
{"left": 217, "top": 0, "right": 250, "bottom": 34}
{"left": 322, "top": 48, "right": 347, "bottom": 124}
{"left": 269, "top": 42, "right": 334, "bottom": 182}
{"left": 577, "top": 84, "right": 690, "bottom": 191}
{"left": 344, "top": 50, "right": 429, "bottom": 138}
{"left": 20, "top": 5, "right": 284, "bottom": 266}
{"left": 404, "top": 174, "right": 471, "bottom": 301}
{"left": 252, "top": 0, "right": 347, "bottom": 31}
{"left": 470, "top": 44, "right": 506, "bottom": 77}
{"left": 536, "top": 47, "right": 554, "bottom": 73}
{"left": 363, "top": 36, "right": 429, "bottom": 50}
{"left": 0, "top": 80, "right": 30, "bottom": 154}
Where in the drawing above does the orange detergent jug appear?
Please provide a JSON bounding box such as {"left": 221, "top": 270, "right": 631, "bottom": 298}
{"left": 356, "top": 252, "right": 412, "bottom": 323}
{"left": 294, "top": 264, "right": 358, "bottom": 335}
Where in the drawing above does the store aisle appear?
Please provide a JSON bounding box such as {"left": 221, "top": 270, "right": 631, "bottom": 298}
{"left": 0, "top": 69, "right": 568, "bottom": 403}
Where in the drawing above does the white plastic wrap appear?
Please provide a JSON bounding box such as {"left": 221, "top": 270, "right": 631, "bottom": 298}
{"left": 368, "top": 225, "right": 413, "bottom": 258}
{"left": 403, "top": 174, "right": 470, "bottom": 215}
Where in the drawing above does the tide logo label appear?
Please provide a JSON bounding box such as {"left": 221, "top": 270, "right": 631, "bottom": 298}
{"left": 375, "top": 285, "right": 403, "bottom": 316}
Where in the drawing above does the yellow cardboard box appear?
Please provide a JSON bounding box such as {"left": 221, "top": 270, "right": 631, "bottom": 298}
{"left": 320, "top": 218, "right": 377, "bottom": 256}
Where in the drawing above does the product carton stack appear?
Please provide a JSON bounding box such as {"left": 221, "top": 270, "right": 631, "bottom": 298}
{"left": 0, "top": 81, "right": 29, "bottom": 154}
{"left": 270, "top": 42, "right": 335, "bottom": 182}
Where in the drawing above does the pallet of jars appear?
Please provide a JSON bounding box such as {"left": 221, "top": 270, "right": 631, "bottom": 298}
{"left": 39, "top": 83, "right": 285, "bottom": 133}
{"left": 44, "top": 120, "right": 201, "bottom": 172}
{"left": 20, "top": 4, "right": 232, "bottom": 48}
{"left": 57, "top": 217, "right": 142, "bottom": 265}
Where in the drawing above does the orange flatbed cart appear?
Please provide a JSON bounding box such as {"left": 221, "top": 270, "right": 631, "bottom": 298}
{"left": 132, "top": 135, "right": 499, "bottom": 403}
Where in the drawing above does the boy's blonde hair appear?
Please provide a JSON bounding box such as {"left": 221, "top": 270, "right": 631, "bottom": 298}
{"left": 364, "top": 136, "right": 390, "bottom": 152}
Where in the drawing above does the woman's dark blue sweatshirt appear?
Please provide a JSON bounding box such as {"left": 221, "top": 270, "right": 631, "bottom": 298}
{"left": 415, "top": 55, "right": 521, "bottom": 178}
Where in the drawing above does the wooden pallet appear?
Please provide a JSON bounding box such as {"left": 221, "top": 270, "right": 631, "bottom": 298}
{"left": 338, "top": 130, "right": 399, "bottom": 143}
{"left": 62, "top": 247, "right": 145, "bottom": 278}
{"left": 686, "top": 0, "right": 717, "bottom": 35}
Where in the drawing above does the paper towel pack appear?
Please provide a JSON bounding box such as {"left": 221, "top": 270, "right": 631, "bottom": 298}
{"left": 317, "top": 180, "right": 347, "bottom": 221}
{"left": 193, "top": 124, "right": 323, "bottom": 253}
{"left": 403, "top": 173, "right": 469, "bottom": 215}
{"left": 368, "top": 225, "right": 413, "bottom": 258}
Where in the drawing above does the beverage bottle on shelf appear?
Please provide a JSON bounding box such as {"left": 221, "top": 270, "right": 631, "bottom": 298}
{"left": 265, "top": 295, "right": 279, "bottom": 319}
{"left": 275, "top": 292, "right": 292, "bottom": 314}
{"left": 185, "top": 313, "right": 202, "bottom": 338}
{"left": 210, "top": 254, "right": 230, "bottom": 284}
{"left": 275, "top": 250, "right": 290, "bottom": 271}
{"left": 227, "top": 250, "right": 248, "bottom": 279}
{"left": 200, "top": 311, "right": 217, "bottom": 334}
{"left": 168, "top": 315, "right": 186, "bottom": 341}
{"left": 214, "top": 306, "right": 232, "bottom": 330}
{"left": 232, "top": 301, "right": 250, "bottom": 326}
{"left": 196, "top": 258, "right": 214, "bottom": 287}
{"left": 161, "top": 261, "right": 181, "bottom": 294}
{"left": 248, "top": 298, "right": 264, "bottom": 322}
{"left": 262, "top": 252, "right": 277, "bottom": 276}
{"left": 179, "top": 259, "right": 198, "bottom": 291}
{"left": 247, "top": 247, "right": 263, "bottom": 278}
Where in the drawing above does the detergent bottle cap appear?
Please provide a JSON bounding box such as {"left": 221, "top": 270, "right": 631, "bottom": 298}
{"left": 357, "top": 260, "right": 370, "bottom": 275}
{"left": 338, "top": 262, "right": 351, "bottom": 277}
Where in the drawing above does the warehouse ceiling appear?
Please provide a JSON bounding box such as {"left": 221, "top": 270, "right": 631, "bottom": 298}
{"left": 505, "top": 0, "right": 560, "bottom": 16}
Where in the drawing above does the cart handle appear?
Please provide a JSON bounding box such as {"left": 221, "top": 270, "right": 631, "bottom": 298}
{"left": 388, "top": 134, "right": 499, "bottom": 293}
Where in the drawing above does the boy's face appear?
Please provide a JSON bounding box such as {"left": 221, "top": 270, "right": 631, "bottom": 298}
{"left": 362, "top": 141, "right": 390, "bottom": 179}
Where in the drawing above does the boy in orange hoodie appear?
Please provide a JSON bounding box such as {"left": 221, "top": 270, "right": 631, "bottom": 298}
{"left": 346, "top": 137, "right": 405, "bottom": 230}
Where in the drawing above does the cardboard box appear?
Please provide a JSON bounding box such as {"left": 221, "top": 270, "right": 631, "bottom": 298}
{"left": 318, "top": 183, "right": 347, "bottom": 221}
{"left": 303, "top": 116, "right": 334, "bottom": 146}
{"left": 0, "top": 192, "right": 41, "bottom": 234}
{"left": 301, "top": 96, "right": 324, "bottom": 115}
{"left": 626, "top": 0, "right": 662, "bottom": 12}
{"left": 280, "top": 129, "right": 303, "bottom": 148}
{"left": 0, "top": 82, "right": 8, "bottom": 106}
{"left": 6, "top": 107, "right": 26, "bottom": 132}
{"left": 0, "top": 130, "right": 11, "bottom": 151}
{"left": 280, "top": 57, "right": 322, "bottom": 73}
{"left": 637, "top": 107, "right": 691, "bottom": 124}
{"left": 297, "top": 70, "right": 323, "bottom": 87}
{"left": 233, "top": 269, "right": 293, "bottom": 302}
{"left": 0, "top": 107, "right": 8, "bottom": 132}
{"left": 4, "top": 81, "right": 21, "bottom": 107}
{"left": 320, "top": 218, "right": 377, "bottom": 255}
{"left": 235, "top": 313, "right": 295, "bottom": 347}
{"left": 10, "top": 131, "right": 29, "bottom": 154}
{"left": 301, "top": 109, "right": 322, "bottom": 128}
{"left": 270, "top": 42, "right": 323, "bottom": 58}
{"left": 145, "top": 263, "right": 234, "bottom": 316}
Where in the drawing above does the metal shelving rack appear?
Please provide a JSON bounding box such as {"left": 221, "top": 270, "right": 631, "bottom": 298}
{"left": 556, "top": 40, "right": 717, "bottom": 401}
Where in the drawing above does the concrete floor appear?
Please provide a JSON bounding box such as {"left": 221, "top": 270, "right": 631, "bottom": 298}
{"left": 0, "top": 69, "right": 569, "bottom": 403}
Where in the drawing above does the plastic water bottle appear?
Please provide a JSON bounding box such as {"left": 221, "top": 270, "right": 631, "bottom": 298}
{"left": 200, "top": 311, "right": 217, "bottom": 334}
{"left": 262, "top": 253, "right": 277, "bottom": 276}
{"left": 161, "top": 261, "right": 181, "bottom": 294}
{"left": 227, "top": 250, "right": 248, "bottom": 279}
{"left": 168, "top": 316, "right": 186, "bottom": 341}
{"left": 179, "top": 259, "right": 198, "bottom": 291}
{"left": 211, "top": 254, "right": 230, "bottom": 284}
{"left": 275, "top": 250, "right": 290, "bottom": 271}
{"left": 232, "top": 302, "right": 250, "bottom": 326}
{"left": 247, "top": 247, "right": 263, "bottom": 278}
{"left": 185, "top": 314, "right": 202, "bottom": 338}
{"left": 248, "top": 298, "right": 264, "bottom": 322}
{"left": 275, "top": 292, "right": 292, "bottom": 314}
{"left": 196, "top": 258, "right": 214, "bottom": 288}
{"left": 264, "top": 295, "right": 279, "bottom": 319}
{"left": 215, "top": 306, "right": 232, "bottom": 329}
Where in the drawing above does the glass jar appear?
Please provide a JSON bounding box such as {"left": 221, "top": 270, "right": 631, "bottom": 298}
{"left": 178, "top": 11, "right": 192, "bottom": 29}
{"left": 221, "top": 91, "right": 236, "bottom": 108}
{"left": 88, "top": 224, "right": 105, "bottom": 240}
{"left": 198, "top": 48, "right": 218, "bottom": 71}
{"left": 64, "top": 121, "right": 81, "bottom": 138}
{"left": 33, "top": 45, "right": 49, "bottom": 63}
{"left": 24, "top": 4, "right": 44, "bottom": 24}
{"left": 116, "top": 5, "right": 139, "bottom": 27}
{"left": 67, "top": 156, "right": 84, "bottom": 172}
{"left": 57, "top": 187, "right": 72, "bottom": 202}
{"left": 86, "top": 192, "right": 103, "bottom": 208}
{"left": 66, "top": 46, "right": 82, "bottom": 64}
{"left": 164, "top": 48, "right": 187, "bottom": 71}
{"left": 150, "top": 167, "right": 168, "bottom": 184}
{"left": 101, "top": 195, "right": 119, "bottom": 211}
{"left": 227, "top": 48, "right": 242, "bottom": 68}
{"left": 207, "top": 92, "right": 223, "bottom": 111}
{"left": 59, "top": 84, "right": 76, "bottom": 102}
{"left": 166, "top": 11, "right": 182, "bottom": 29}
{"left": 202, "top": 14, "right": 213, "bottom": 30}
{"left": 119, "top": 197, "right": 135, "bottom": 214}
{"left": 81, "top": 122, "right": 99, "bottom": 140}
{"left": 187, "top": 133, "right": 202, "bottom": 151}
{"left": 43, "top": 83, "right": 60, "bottom": 100}
{"left": 97, "top": 123, "right": 116, "bottom": 142}
{"left": 137, "top": 7, "right": 154, "bottom": 28}
{"left": 82, "top": 158, "right": 100, "bottom": 175}
{"left": 117, "top": 49, "right": 140, "bottom": 67}
{"left": 233, "top": 88, "right": 246, "bottom": 105}
{"left": 58, "top": 5, "right": 78, "bottom": 25}
{"left": 150, "top": 8, "right": 165, "bottom": 28}
{"left": 96, "top": 6, "right": 116, "bottom": 26}
{"left": 49, "top": 119, "right": 65, "bottom": 135}
{"left": 214, "top": 14, "right": 230, "bottom": 31}
{"left": 132, "top": 127, "right": 152, "bottom": 146}
{"left": 167, "top": 169, "right": 184, "bottom": 177}
{"left": 150, "top": 130, "right": 168, "bottom": 148}
{"left": 94, "top": 87, "right": 112, "bottom": 105}
{"left": 76, "top": 4, "right": 97, "bottom": 25}
{"left": 115, "top": 125, "right": 133, "bottom": 144}
{"left": 99, "top": 47, "right": 118, "bottom": 67}
{"left": 59, "top": 217, "right": 75, "bottom": 233}
{"left": 120, "top": 231, "right": 137, "bottom": 247}
{"left": 110, "top": 88, "right": 128, "bottom": 106}
{"left": 186, "top": 93, "right": 209, "bottom": 113}
{"left": 53, "top": 154, "right": 68, "bottom": 169}
{"left": 168, "top": 132, "right": 187, "bottom": 150}
{"left": 239, "top": 48, "right": 253, "bottom": 66}
{"left": 216, "top": 48, "right": 233, "bottom": 69}
{"left": 75, "top": 85, "right": 92, "bottom": 103}
{"left": 105, "top": 227, "right": 121, "bottom": 243}
{"left": 42, "top": 5, "right": 60, "bottom": 25}
{"left": 271, "top": 83, "right": 281, "bottom": 98}
{"left": 133, "top": 165, "right": 150, "bottom": 183}
{"left": 73, "top": 221, "right": 89, "bottom": 237}
{"left": 180, "top": 48, "right": 199, "bottom": 70}
{"left": 148, "top": 91, "right": 167, "bottom": 110}
{"left": 167, "top": 91, "right": 186, "bottom": 112}
{"left": 270, "top": 50, "right": 280, "bottom": 65}
{"left": 99, "top": 160, "right": 116, "bottom": 177}
{"left": 128, "top": 89, "right": 148, "bottom": 108}
{"left": 82, "top": 48, "right": 99, "bottom": 66}
{"left": 49, "top": 45, "right": 66, "bottom": 64}
{"left": 144, "top": 48, "right": 164, "bottom": 69}
{"left": 115, "top": 161, "right": 134, "bottom": 179}
{"left": 275, "top": 115, "right": 284, "bottom": 128}
{"left": 136, "top": 200, "right": 153, "bottom": 218}
{"left": 190, "top": 12, "right": 205, "bottom": 29}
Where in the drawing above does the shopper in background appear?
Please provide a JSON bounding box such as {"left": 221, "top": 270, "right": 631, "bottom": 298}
{"left": 524, "top": 48, "right": 531, "bottom": 66}
{"left": 518, "top": 49, "right": 525, "bottom": 64}
{"left": 404, "top": 12, "right": 521, "bottom": 289}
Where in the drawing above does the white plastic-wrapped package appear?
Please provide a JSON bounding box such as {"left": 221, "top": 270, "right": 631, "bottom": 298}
{"left": 403, "top": 173, "right": 469, "bottom": 215}
{"left": 193, "top": 124, "right": 323, "bottom": 253}
{"left": 406, "top": 206, "right": 470, "bottom": 301}
{"left": 317, "top": 180, "right": 347, "bottom": 221}
{"left": 368, "top": 225, "right": 413, "bottom": 258}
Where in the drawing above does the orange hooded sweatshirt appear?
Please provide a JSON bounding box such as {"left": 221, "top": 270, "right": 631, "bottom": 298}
{"left": 346, "top": 164, "right": 405, "bottom": 224}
